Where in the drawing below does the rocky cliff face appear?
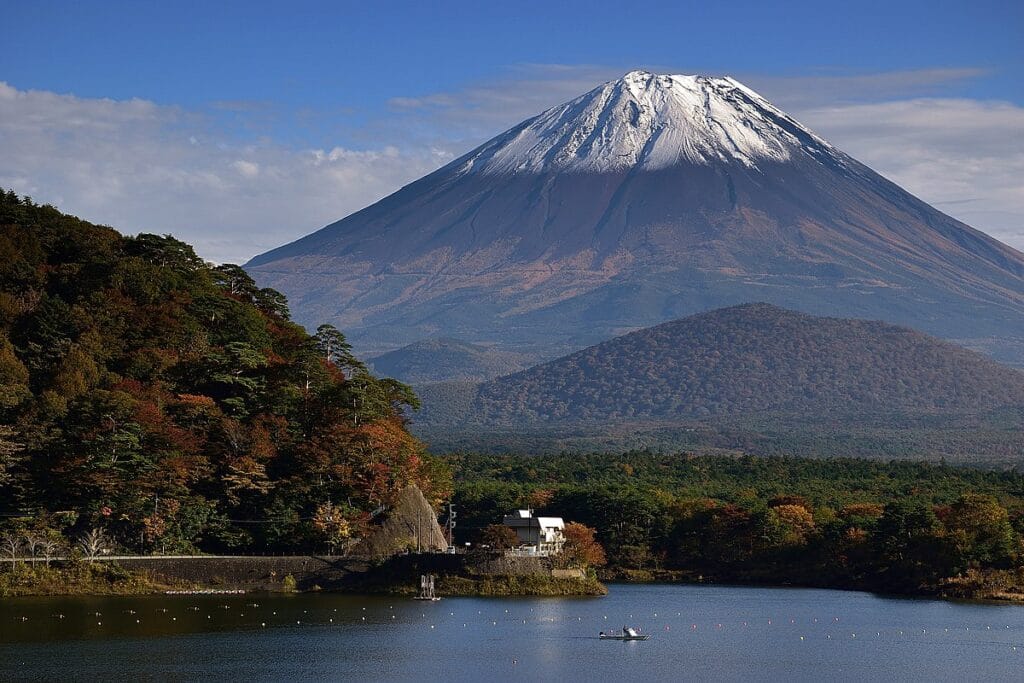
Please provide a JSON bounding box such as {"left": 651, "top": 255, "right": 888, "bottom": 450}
{"left": 353, "top": 485, "right": 448, "bottom": 559}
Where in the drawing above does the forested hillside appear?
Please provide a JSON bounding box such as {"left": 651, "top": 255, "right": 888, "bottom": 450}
{"left": 0, "top": 191, "right": 450, "bottom": 555}
{"left": 469, "top": 304, "right": 1024, "bottom": 423}
{"left": 368, "top": 338, "right": 532, "bottom": 383}
{"left": 450, "top": 452, "right": 1024, "bottom": 596}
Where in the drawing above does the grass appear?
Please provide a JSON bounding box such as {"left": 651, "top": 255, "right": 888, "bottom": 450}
{"left": 0, "top": 561, "right": 170, "bottom": 597}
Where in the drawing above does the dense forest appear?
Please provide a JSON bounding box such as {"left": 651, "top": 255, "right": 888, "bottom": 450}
{"left": 0, "top": 191, "right": 450, "bottom": 556}
{"left": 430, "top": 303, "right": 1024, "bottom": 424}
{"left": 415, "top": 408, "right": 1024, "bottom": 465}
{"left": 448, "top": 452, "right": 1024, "bottom": 596}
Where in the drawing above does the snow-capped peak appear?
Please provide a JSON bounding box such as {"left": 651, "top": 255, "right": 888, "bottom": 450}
{"left": 462, "top": 70, "right": 842, "bottom": 175}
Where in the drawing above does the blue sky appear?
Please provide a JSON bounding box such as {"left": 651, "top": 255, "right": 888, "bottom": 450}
{"left": 1, "top": 0, "right": 1022, "bottom": 261}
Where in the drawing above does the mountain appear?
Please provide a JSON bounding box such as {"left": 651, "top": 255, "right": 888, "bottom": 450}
{"left": 451, "top": 303, "right": 1024, "bottom": 424}
{"left": 247, "top": 70, "right": 1024, "bottom": 362}
{"left": 368, "top": 337, "right": 533, "bottom": 383}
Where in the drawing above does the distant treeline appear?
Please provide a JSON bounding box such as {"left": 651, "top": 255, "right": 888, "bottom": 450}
{"left": 447, "top": 452, "right": 1024, "bottom": 595}
{"left": 416, "top": 409, "right": 1024, "bottom": 466}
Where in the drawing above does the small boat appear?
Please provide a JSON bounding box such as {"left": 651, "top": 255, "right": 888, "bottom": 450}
{"left": 600, "top": 626, "right": 650, "bottom": 640}
{"left": 413, "top": 574, "right": 441, "bottom": 601}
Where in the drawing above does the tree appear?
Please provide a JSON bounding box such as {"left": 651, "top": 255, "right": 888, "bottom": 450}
{"left": 314, "top": 324, "right": 364, "bottom": 373}
{"left": 479, "top": 524, "right": 519, "bottom": 550}
{"left": 312, "top": 502, "right": 352, "bottom": 555}
{"left": 873, "top": 500, "right": 947, "bottom": 590}
{"left": 561, "top": 522, "right": 607, "bottom": 568}
{"left": 0, "top": 426, "right": 23, "bottom": 488}
{"left": 526, "top": 488, "right": 555, "bottom": 511}
{"left": 943, "top": 494, "right": 1016, "bottom": 571}
{"left": 38, "top": 533, "right": 62, "bottom": 566}
{"left": 762, "top": 504, "right": 816, "bottom": 550}
{"left": 79, "top": 527, "right": 110, "bottom": 562}
{"left": 254, "top": 288, "right": 291, "bottom": 320}
{"left": 1, "top": 530, "right": 21, "bottom": 563}
{"left": 212, "top": 264, "right": 258, "bottom": 299}
{"left": 23, "top": 532, "right": 45, "bottom": 566}
{"left": 127, "top": 234, "right": 204, "bottom": 273}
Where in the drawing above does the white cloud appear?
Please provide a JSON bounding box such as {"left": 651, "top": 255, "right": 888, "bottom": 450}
{"left": 0, "top": 82, "right": 454, "bottom": 263}
{"left": 1, "top": 66, "right": 1022, "bottom": 266}
{"left": 231, "top": 160, "right": 261, "bottom": 178}
{"left": 797, "top": 98, "right": 1024, "bottom": 247}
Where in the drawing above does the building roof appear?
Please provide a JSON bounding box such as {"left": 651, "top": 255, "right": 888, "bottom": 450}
{"left": 502, "top": 510, "right": 565, "bottom": 529}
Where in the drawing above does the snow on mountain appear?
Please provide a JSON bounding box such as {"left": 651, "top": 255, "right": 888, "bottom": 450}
{"left": 462, "top": 70, "right": 842, "bottom": 175}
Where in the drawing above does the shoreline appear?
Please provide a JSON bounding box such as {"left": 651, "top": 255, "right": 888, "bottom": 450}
{"left": 0, "top": 556, "right": 608, "bottom": 599}
{"left": 4, "top": 559, "right": 1022, "bottom": 606}
{"left": 599, "top": 569, "right": 1024, "bottom": 607}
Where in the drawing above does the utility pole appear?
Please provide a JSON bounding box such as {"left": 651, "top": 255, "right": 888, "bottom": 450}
{"left": 446, "top": 503, "right": 456, "bottom": 548}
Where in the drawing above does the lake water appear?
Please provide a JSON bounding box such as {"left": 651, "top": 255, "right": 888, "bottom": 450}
{"left": 2, "top": 584, "right": 1023, "bottom": 681}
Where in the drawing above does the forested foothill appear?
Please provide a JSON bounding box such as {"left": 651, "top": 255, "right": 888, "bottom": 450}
{"left": 0, "top": 191, "right": 450, "bottom": 558}
{"left": 414, "top": 304, "right": 1024, "bottom": 466}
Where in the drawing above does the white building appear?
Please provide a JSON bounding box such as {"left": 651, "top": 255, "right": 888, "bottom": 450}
{"left": 502, "top": 509, "right": 565, "bottom": 555}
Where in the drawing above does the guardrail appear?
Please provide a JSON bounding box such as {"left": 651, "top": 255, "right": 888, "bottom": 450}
{"left": 0, "top": 554, "right": 348, "bottom": 563}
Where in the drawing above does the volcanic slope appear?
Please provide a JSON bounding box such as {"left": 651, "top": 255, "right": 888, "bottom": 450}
{"left": 247, "top": 71, "right": 1024, "bottom": 360}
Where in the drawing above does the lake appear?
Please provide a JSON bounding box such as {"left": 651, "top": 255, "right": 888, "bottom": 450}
{"left": 2, "top": 584, "right": 1022, "bottom": 681}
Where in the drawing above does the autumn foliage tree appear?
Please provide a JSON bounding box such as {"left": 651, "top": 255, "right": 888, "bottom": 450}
{"left": 479, "top": 524, "right": 519, "bottom": 550}
{"left": 0, "top": 190, "right": 451, "bottom": 554}
{"left": 561, "top": 522, "right": 606, "bottom": 568}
